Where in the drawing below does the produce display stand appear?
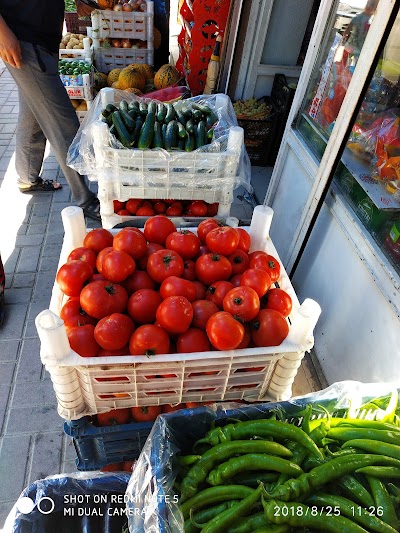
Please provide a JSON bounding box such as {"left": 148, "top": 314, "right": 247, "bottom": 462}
{"left": 35, "top": 205, "right": 320, "bottom": 422}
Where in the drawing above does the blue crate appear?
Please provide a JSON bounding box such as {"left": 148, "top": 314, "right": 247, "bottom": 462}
{"left": 64, "top": 416, "right": 153, "bottom": 471}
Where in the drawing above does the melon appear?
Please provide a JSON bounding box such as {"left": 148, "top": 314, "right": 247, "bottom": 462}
{"left": 143, "top": 82, "right": 156, "bottom": 94}
{"left": 97, "top": 0, "right": 117, "bottom": 9}
{"left": 107, "top": 68, "right": 122, "bottom": 86}
{"left": 111, "top": 81, "right": 121, "bottom": 89}
{"left": 118, "top": 65, "right": 146, "bottom": 91}
{"left": 153, "top": 27, "right": 162, "bottom": 50}
{"left": 136, "top": 63, "right": 154, "bottom": 81}
{"left": 94, "top": 72, "right": 108, "bottom": 90}
{"left": 154, "top": 64, "right": 181, "bottom": 90}
{"left": 125, "top": 88, "right": 143, "bottom": 96}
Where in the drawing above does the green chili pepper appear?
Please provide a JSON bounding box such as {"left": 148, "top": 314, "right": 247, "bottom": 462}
{"left": 226, "top": 511, "right": 267, "bottom": 533}
{"left": 337, "top": 474, "right": 375, "bottom": 508}
{"left": 251, "top": 527, "right": 289, "bottom": 533}
{"left": 342, "top": 439, "right": 400, "bottom": 460}
{"left": 207, "top": 453, "right": 303, "bottom": 486}
{"left": 262, "top": 498, "right": 369, "bottom": 532}
{"left": 357, "top": 466, "right": 400, "bottom": 478}
{"left": 327, "top": 428, "right": 400, "bottom": 446}
{"left": 230, "top": 472, "right": 279, "bottom": 488}
{"left": 387, "top": 482, "right": 400, "bottom": 504}
{"left": 177, "top": 455, "right": 202, "bottom": 466}
{"left": 184, "top": 501, "right": 239, "bottom": 533}
{"left": 181, "top": 485, "right": 254, "bottom": 520}
{"left": 307, "top": 493, "right": 398, "bottom": 533}
{"left": 180, "top": 440, "right": 292, "bottom": 502}
{"left": 194, "top": 420, "right": 323, "bottom": 460}
{"left": 367, "top": 475, "right": 399, "bottom": 530}
{"left": 266, "top": 454, "right": 400, "bottom": 502}
{"left": 329, "top": 418, "right": 400, "bottom": 432}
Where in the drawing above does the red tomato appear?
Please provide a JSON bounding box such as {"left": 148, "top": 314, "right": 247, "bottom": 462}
{"left": 60, "top": 298, "right": 97, "bottom": 329}
{"left": 67, "top": 247, "right": 97, "bottom": 269}
{"left": 137, "top": 206, "right": 155, "bottom": 216}
{"left": 56, "top": 260, "right": 93, "bottom": 297}
{"left": 95, "top": 246, "right": 114, "bottom": 275}
{"left": 127, "top": 289, "right": 162, "bottom": 324}
{"left": 98, "top": 346, "right": 129, "bottom": 356}
{"left": 131, "top": 405, "right": 162, "bottom": 422}
{"left": 97, "top": 408, "right": 131, "bottom": 426}
{"left": 195, "top": 253, "right": 232, "bottom": 286}
{"left": 156, "top": 296, "right": 193, "bottom": 335}
{"left": 129, "top": 324, "right": 170, "bottom": 355}
{"left": 197, "top": 218, "right": 222, "bottom": 244}
{"left": 191, "top": 299, "right": 219, "bottom": 330}
{"left": 125, "top": 198, "right": 142, "bottom": 215}
{"left": 153, "top": 201, "right": 167, "bottom": 214}
{"left": 113, "top": 228, "right": 147, "bottom": 260}
{"left": 236, "top": 323, "right": 252, "bottom": 349}
{"left": 94, "top": 313, "right": 135, "bottom": 351}
{"left": 206, "top": 226, "right": 240, "bottom": 255}
{"left": 262, "top": 288, "right": 292, "bottom": 317}
{"left": 229, "top": 274, "right": 243, "bottom": 287}
{"left": 206, "top": 311, "right": 244, "bottom": 351}
{"left": 251, "top": 309, "right": 289, "bottom": 347}
{"left": 249, "top": 253, "right": 281, "bottom": 283}
{"left": 163, "top": 403, "right": 185, "bottom": 413}
{"left": 113, "top": 200, "right": 126, "bottom": 213}
{"left": 206, "top": 280, "right": 234, "bottom": 309}
{"left": 227, "top": 249, "right": 250, "bottom": 276}
{"left": 144, "top": 215, "right": 177, "bottom": 245}
{"left": 241, "top": 268, "right": 271, "bottom": 297}
{"left": 122, "top": 270, "right": 156, "bottom": 294}
{"left": 83, "top": 228, "right": 113, "bottom": 253}
{"left": 185, "top": 402, "right": 201, "bottom": 408}
{"left": 160, "top": 276, "right": 197, "bottom": 302}
{"left": 236, "top": 228, "right": 251, "bottom": 253}
{"left": 121, "top": 461, "right": 135, "bottom": 472}
{"left": 206, "top": 203, "right": 219, "bottom": 217}
{"left": 80, "top": 281, "right": 128, "bottom": 319}
{"left": 177, "top": 327, "right": 211, "bottom": 353}
{"left": 196, "top": 244, "right": 210, "bottom": 258}
{"left": 137, "top": 242, "right": 164, "bottom": 270}
{"left": 101, "top": 463, "right": 123, "bottom": 471}
{"left": 193, "top": 281, "right": 207, "bottom": 300}
{"left": 182, "top": 259, "right": 196, "bottom": 281}
{"left": 147, "top": 249, "right": 184, "bottom": 284}
{"left": 67, "top": 324, "right": 100, "bottom": 357}
{"left": 166, "top": 230, "right": 200, "bottom": 259}
{"left": 102, "top": 250, "right": 136, "bottom": 283}
{"left": 117, "top": 209, "right": 130, "bottom": 216}
{"left": 166, "top": 201, "right": 183, "bottom": 216}
{"left": 223, "top": 286, "right": 260, "bottom": 322}
{"left": 190, "top": 200, "right": 208, "bottom": 217}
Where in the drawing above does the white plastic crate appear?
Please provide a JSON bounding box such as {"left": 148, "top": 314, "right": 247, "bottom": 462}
{"left": 35, "top": 205, "right": 321, "bottom": 421}
{"left": 93, "top": 47, "right": 154, "bottom": 73}
{"left": 59, "top": 37, "right": 93, "bottom": 60}
{"left": 60, "top": 58, "right": 94, "bottom": 101}
{"left": 91, "top": 4, "right": 154, "bottom": 41}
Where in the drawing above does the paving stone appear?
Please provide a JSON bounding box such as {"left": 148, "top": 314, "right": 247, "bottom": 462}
{"left": 12, "top": 381, "right": 57, "bottom": 410}
{"left": 6, "top": 404, "right": 62, "bottom": 434}
{"left": 0, "top": 340, "right": 20, "bottom": 361}
{"left": 0, "top": 304, "right": 27, "bottom": 339}
{"left": 23, "top": 318, "right": 39, "bottom": 339}
{"left": 16, "top": 224, "right": 27, "bottom": 235}
{"left": 4, "top": 287, "right": 32, "bottom": 304}
{"left": 32, "top": 272, "right": 54, "bottom": 303}
{"left": 0, "top": 434, "right": 31, "bottom": 501}
{"left": 1, "top": 124, "right": 16, "bottom": 134}
{"left": 27, "top": 300, "right": 53, "bottom": 320}
{"left": 17, "top": 246, "right": 40, "bottom": 273}
{"left": 2, "top": 249, "right": 19, "bottom": 275}
{"left": 0, "top": 385, "right": 11, "bottom": 435}
{"left": 39, "top": 254, "right": 60, "bottom": 274}
{"left": 41, "top": 243, "right": 62, "bottom": 259}
{"left": 28, "top": 432, "right": 64, "bottom": 484}
{"left": 15, "top": 337, "right": 43, "bottom": 382}
{"left": 15, "top": 234, "right": 44, "bottom": 247}
{"left": 0, "top": 362, "right": 15, "bottom": 385}
{"left": 27, "top": 223, "right": 47, "bottom": 236}
{"left": 12, "top": 273, "right": 36, "bottom": 289}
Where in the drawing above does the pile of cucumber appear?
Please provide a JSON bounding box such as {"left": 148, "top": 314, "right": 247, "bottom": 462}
{"left": 101, "top": 99, "right": 219, "bottom": 151}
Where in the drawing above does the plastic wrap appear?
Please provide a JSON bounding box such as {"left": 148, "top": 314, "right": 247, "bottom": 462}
{"left": 67, "top": 89, "right": 252, "bottom": 194}
{"left": 6, "top": 471, "right": 131, "bottom": 533}
{"left": 126, "top": 380, "right": 400, "bottom": 533}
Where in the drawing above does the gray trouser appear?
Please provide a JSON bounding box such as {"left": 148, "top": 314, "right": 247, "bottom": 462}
{"left": 5, "top": 41, "right": 95, "bottom": 206}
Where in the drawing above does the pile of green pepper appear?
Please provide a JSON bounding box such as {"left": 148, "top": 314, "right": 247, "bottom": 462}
{"left": 175, "top": 393, "right": 400, "bottom": 532}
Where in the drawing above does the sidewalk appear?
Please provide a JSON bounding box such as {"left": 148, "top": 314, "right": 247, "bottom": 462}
{"left": 0, "top": 62, "right": 324, "bottom": 530}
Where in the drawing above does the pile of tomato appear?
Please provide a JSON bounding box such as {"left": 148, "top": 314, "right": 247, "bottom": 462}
{"left": 113, "top": 198, "right": 219, "bottom": 217}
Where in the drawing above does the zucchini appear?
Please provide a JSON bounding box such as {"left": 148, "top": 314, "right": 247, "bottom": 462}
{"left": 138, "top": 108, "right": 156, "bottom": 149}
{"left": 193, "top": 108, "right": 203, "bottom": 122}
{"left": 132, "top": 115, "right": 144, "bottom": 146}
{"left": 177, "top": 121, "right": 187, "bottom": 139}
{"left": 156, "top": 103, "right": 167, "bottom": 122}
{"left": 175, "top": 109, "right": 187, "bottom": 127}
{"left": 195, "top": 120, "right": 206, "bottom": 149}
{"left": 153, "top": 121, "right": 163, "bottom": 148}
{"left": 164, "top": 103, "right": 176, "bottom": 123}
{"left": 120, "top": 107, "right": 136, "bottom": 131}
{"left": 139, "top": 102, "right": 148, "bottom": 116}
{"left": 185, "top": 131, "right": 195, "bottom": 152}
{"left": 185, "top": 118, "right": 195, "bottom": 134}
{"left": 105, "top": 103, "right": 118, "bottom": 114}
{"left": 165, "top": 120, "right": 178, "bottom": 150}
{"left": 111, "top": 111, "right": 134, "bottom": 148}
{"left": 193, "top": 103, "right": 212, "bottom": 115}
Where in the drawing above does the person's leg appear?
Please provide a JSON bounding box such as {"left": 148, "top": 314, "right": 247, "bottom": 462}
{"left": 6, "top": 41, "right": 96, "bottom": 207}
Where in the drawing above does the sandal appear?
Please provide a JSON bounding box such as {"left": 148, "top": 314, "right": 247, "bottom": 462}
{"left": 19, "top": 178, "right": 62, "bottom": 193}
{"left": 81, "top": 197, "right": 101, "bottom": 222}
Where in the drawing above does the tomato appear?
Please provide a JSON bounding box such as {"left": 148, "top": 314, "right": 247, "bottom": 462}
{"left": 147, "top": 249, "right": 184, "bottom": 284}
{"left": 206, "top": 226, "right": 240, "bottom": 255}
{"left": 113, "top": 228, "right": 147, "bottom": 260}
{"left": 113, "top": 200, "right": 126, "bottom": 213}
{"left": 185, "top": 402, "right": 201, "bottom": 409}
{"left": 98, "top": 346, "right": 129, "bottom": 356}
{"left": 223, "top": 286, "right": 260, "bottom": 322}
{"left": 60, "top": 297, "right": 97, "bottom": 329}
{"left": 166, "top": 202, "right": 183, "bottom": 216}
{"left": 67, "top": 247, "right": 97, "bottom": 269}
{"left": 121, "top": 461, "right": 135, "bottom": 472}
{"left": 206, "top": 311, "right": 244, "bottom": 350}
{"left": 144, "top": 215, "right": 177, "bottom": 245}
{"left": 101, "top": 463, "right": 123, "bottom": 471}
{"left": 137, "top": 242, "right": 164, "bottom": 270}
{"left": 251, "top": 308, "right": 289, "bottom": 347}
{"left": 97, "top": 408, "right": 131, "bottom": 426}
{"left": 94, "top": 313, "right": 135, "bottom": 351}
{"left": 163, "top": 403, "right": 185, "bottom": 413}
{"left": 191, "top": 299, "right": 219, "bottom": 330}
{"left": 236, "top": 228, "right": 251, "bottom": 253}
{"left": 262, "top": 288, "right": 292, "bottom": 317}
{"left": 117, "top": 209, "right": 130, "bottom": 216}
{"left": 193, "top": 281, "right": 207, "bottom": 300}
{"left": 137, "top": 206, "right": 155, "bottom": 216}
{"left": 131, "top": 405, "right": 162, "bottom": 422}
{"left": 227, "top": 249, "right": 250, "bottom": 276}
{"left": 67, "top": 324, "right": 100, "bottom": 357}
{"left": 129, "top": 324, "right": 170, "bottom": 355}
{"left": 206, "top": 280, "right": 234, "bottom": 309}
{"left": 83, "top": 228, "right": 113, "bottom": 253}
{"left": 177, "top": 327, "right": 211, "bottom": 353}
{"left": 80, "top": 280, "right": 128, "bottom": 319}
{"left": 56, "top": 260, "right": 93, "bottom": 297}
{"left": 122, "top": 270, "right": 155, "bottom": 294}
{"left": 206, "top": 202, "right": 219, "bottom": 217}
{"left": 95, "top": 246, "right": 114, "bottom": 275}
{"left": 166, "top": 230, "right": 200, "bottom": 259}
{"left": 182, "top": 259, "right": 196, "bottom": 281}
{"left": 249, "top": 253, "right": 281, "bottom": 283}
{"left": 125, "top": 198, "right": 142, "bottom": 215}
{"left": 229, "top": 274, "right": 243, "bottom": 287}
{"left": 102, "top": 250, "right": 136, "bottom": 283}
{"left": 196, "top": 244, "right": 210, "bottom": 258}
{"left": 195, "top": 253, "right": 232, "bottom": 286}
{"left": 197, "top": 218, "right": 222, "bottom": 244}
{"left": 153, "top": 201, "right": 167, "bottom": 214}
{"left": 156, "top": 296, "right": 193, "bottom": 334}
{"left": 236, "top": 323, "right": 252, "bottom": 349}
{"left": 240, "top": 268, "right": 271, "bottom": 297}
{"left": 190, "top": 200, "right": 208, "bottom": 217}
{"left": 127, "top": 288, "right": 162, "bottom": 324}
{"left": 160, "top": 276, "right": 197, "bottom": 302}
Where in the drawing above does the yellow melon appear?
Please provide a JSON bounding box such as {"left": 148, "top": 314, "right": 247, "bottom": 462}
{"left": 107, "top": 68, "right": 122, "bottom": 86}
{"left": 111, "top": 81, "right": 121, "bottom": 89}
{"left": 154, "top": 64, "right": 181, "bottom": 90}
{"left": 94, "top": 72, "right": 108, "bottom": 90}
{"left": 118, "top": 65, "right": 146, "bottom": 91}
{"left": 153, "top": 27, "right": 162, "bottom": 50}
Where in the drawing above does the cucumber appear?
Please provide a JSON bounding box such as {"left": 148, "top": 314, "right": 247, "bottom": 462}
{"left": 161, "top": 123, "right": 167, "bottom": 147}
{"left": 128, "top": 101, "right": 139, "bottom": 111}
{"left": 153, "top": 121, "right": 163, "bottom": 148}
{"left": 181, "top": 106, "right": 192, "bottom": 119}
{"left": 101, "top": 109, "right": 111, "bottom": 118}
{"left": 164, "top": 103, "right": 176, "bottom": 123}
{"left": 206, "top": 113, "right": 217, "bottom": 130}
{"left": 178, "top": 137, "right": 185, "bottom": 150}
{"left": 185, "top": 118, "right": 195, "bottom": 134}
{"left": 185, "top": 132, "right": 195, "bottom": 152}
{"left": 175, "top": 109, "right": 187, "bottom": 127}
{"left": 137, "top": 108, "right": 156, "bottom": 149}
{"left": 177, "top": 121, "right": 187, "bottom": 139}
{"left": 156, "top": 103, "right": 167, "bottom": 122}
{"left": 128, "top": 107, "right": 138, "bottom": 119}
{"left": 132, "top": 115, "right": 144, "bottom": 146}
{"left": 193, "top": 103, "right": 212, "bottom": 115}
{"left": 147, "top": 101, "right": 157, "bottom": 115}
{"left": 195, "top": 120, "right": 206, "bottom": 148}
{"left": 139, "top": 102, "right": 148, "bottom": 116}
{"left": 105, "top": 103, "right": 118, "bottom": 114}
{"left": 207, "top": 127, "right": 214, "bottom": 143}
{"left": 120, "top": 107, "right": 136, "bottom": 131}
{"left": 111, "top": 111, "right": 134, "bottom": 148}
{"left": 165, "top": 120, "right": 178, "bottom": 149}
{"left": 119, "top": 100, "right": 129, "bottom": 114}
{"left": 109, "top": 124, "right": 117, "bottom": 136}
{"left": 193, "top": 109, "right": 203, "bottom": 122}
